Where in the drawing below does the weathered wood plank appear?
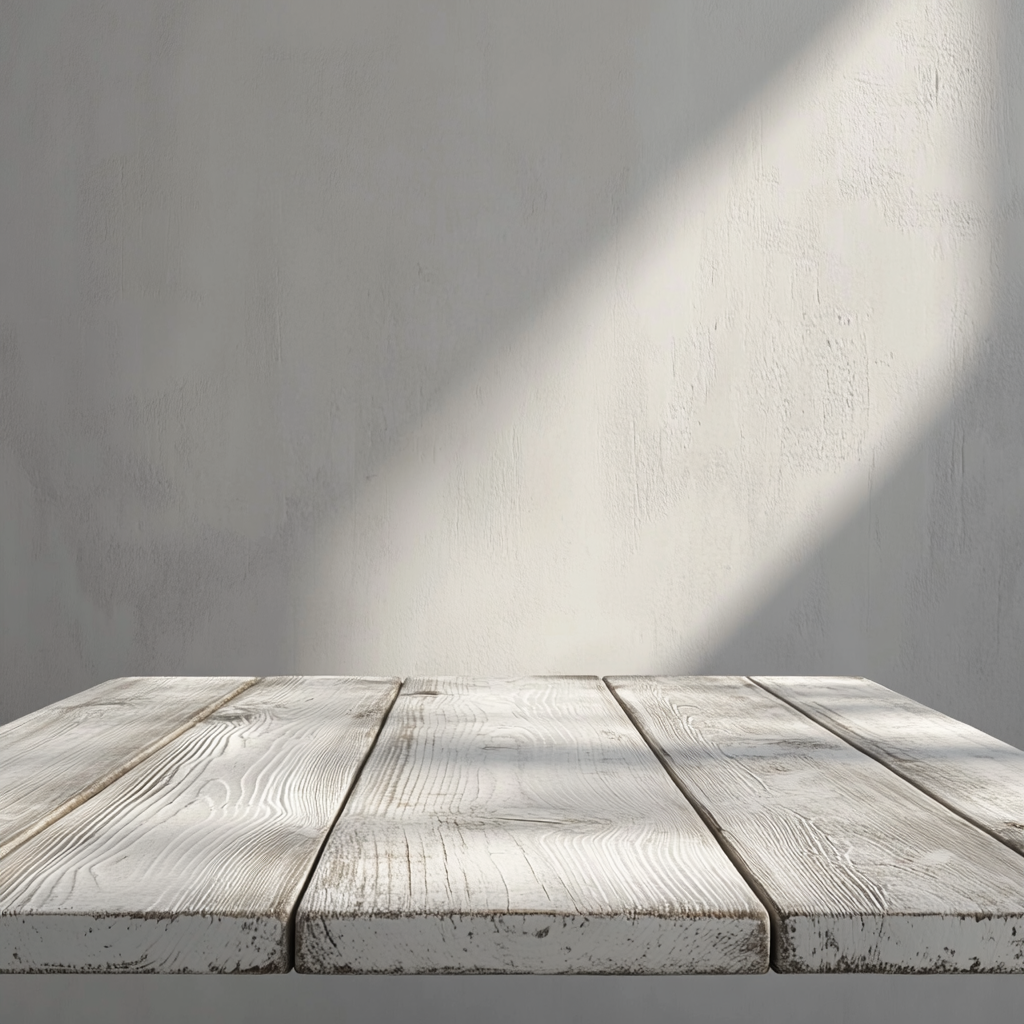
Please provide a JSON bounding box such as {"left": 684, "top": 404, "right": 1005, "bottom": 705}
{"left": 0, "top": 676, "right": 400, "bottom": 973}
{"left": 609, "top": 676, "right": 1024, "bottom": 973}
{"left": 0, "top": 676, "right": 262, "bottom": 858}
{"left": 750, "top": 676, "right": 1024, "bottom": 857}
{"left": 295, "top": 676, "right": 770, "bottom": 975}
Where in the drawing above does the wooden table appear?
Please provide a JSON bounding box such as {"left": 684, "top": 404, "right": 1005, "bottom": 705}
{"left": 1, "top": 675, "right": 1022, "bottom": 975}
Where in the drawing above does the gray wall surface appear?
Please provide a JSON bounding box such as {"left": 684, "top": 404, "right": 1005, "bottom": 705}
{"left": 2, "top": 1, "right": 1022, "bottom": 1020}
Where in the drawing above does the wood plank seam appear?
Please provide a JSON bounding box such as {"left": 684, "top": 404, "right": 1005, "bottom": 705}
{"left": 0, "top": 676, "right": 403, "bottom": 974}
{"left": 601, "top": 677, "right": 782, "bottom": 962}
{"left": 608, "top": 675, "right": 1024, "bottom": 973}
{"left": 283, "top": 677, "right": 405, "bottom": 970}
{"left": 0, "top": 676, "right": 264, "bottom": 860}
{"left": 744, "top": 676, "right": 1024, "bottom": 862}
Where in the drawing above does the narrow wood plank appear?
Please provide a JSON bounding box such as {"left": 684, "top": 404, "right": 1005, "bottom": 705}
{"left": 0, "top": 676, "right": 400, "bottom": 973}
{"left": 609, "top": 676, "right": 1024, "bottom": 973}
{"left": 750, "top": 676, "right": 1024, "bottom": 857}
{"left": 295, "top": 676, "right": 769, "bottom": 975}
{"left": 0, "top": 676, "right": 262, "bottom": 858}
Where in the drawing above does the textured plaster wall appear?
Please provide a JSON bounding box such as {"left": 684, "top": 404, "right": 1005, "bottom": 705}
{"left": 2, "top": 1, "right": 1023, "bottom": 1020}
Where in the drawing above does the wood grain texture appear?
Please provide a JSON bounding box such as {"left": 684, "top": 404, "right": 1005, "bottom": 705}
{"left": 0, "top": 676, "right": 400, "bottom": 974}
{"left": 609, "top": 676, "right": 1024, "bottom": 973}
{"left": 750, "top": 676, "right": 1024, "bottom": 858}
{"left": 295, "top": 676, "right": 769, "bottom": 975}
{"left": 0, "top": 676, "right": 262, "bottom": 859}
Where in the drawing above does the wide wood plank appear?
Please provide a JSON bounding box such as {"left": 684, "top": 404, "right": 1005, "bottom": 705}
{"left": 0, "top": 676, "right": 400, "bottom": 973}
{"left": 295, "top": 676, "right": 769, "bottom": 975}
{"left": 609, "top": 676, "right": 1024, "bottom": 973}
{"left": 750, "top": 676, "right": 1024, "bottom": 857}
{"left": 0, "top": 676, "right": 261, "bottom": 858}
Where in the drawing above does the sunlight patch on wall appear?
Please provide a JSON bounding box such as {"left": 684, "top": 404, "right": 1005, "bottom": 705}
{"left": 297, "top": 0, "right": 999, "bottom": 675}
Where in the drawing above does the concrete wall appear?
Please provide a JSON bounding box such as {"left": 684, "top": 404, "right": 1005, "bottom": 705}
{"left": 2, "top": 1, "right": 1022, "bottom": 1020}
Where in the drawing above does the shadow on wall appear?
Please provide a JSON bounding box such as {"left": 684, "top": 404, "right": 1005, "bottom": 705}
{"left": 3, "top": 1, "right": 1022, "bottom": 750}
{"left": 0, "top": 1, "right": 858, "bottom": 723}
{"left": 693, "top": 0, "right": 1024, "bottom": 749}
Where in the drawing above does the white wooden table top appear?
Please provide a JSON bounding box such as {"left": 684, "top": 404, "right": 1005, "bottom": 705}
{"left": 0, "top": 676, "right": 261, "bottom": 859}
{"left": 1, "top": 676, "right": 1021, "bottom": 975}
